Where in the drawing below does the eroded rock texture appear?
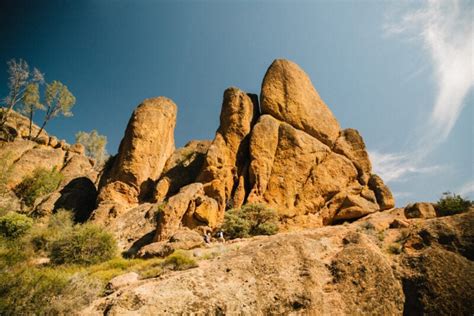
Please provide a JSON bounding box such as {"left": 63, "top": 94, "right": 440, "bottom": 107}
{"left": 93, "top": 97, "right": 177, "bottom": 222}
{"left": 83, "top": 59, "right": 395, "bottom": 246}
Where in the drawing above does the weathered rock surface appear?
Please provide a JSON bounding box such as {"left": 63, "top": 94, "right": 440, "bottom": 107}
{"left": 149, "top": 59, "right": 394, "bottom": 238}
{"left": 93, "top": 97, "right": 177, "bottom": 222}
{"left": 368, "top": 174, "right": 395, "bottom": 210}
{"left": 154, "top": 140, "right": 211, "bottom": 202}
{"left": 0, "top": 116, "right": 99, "bottom": 217}
{"left": 155, "top": 183, "right": 219, "bottom": 241}
{"left": 138, "top": 228, "right": 204, "bottom": 258}
{"left": 196, "top": 87, "right": 259, "bottom": 211}
{"left": 404, "top": 202, "right": 436, "bottom": 219}
{"left": 83, "top": 210, "right": 474, "bottom": 315}
{"left": 106, "top": 272, "right": 140, "bottom": 294}
{"left": 260, "top": 59, "right": 340, "bottom": 146}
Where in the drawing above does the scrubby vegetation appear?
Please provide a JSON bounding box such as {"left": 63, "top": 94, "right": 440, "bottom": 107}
{"left": 50, "top": 224, "right": 117, "bottom": 265}
{"left": 222, "top": 203, "right": 279, "bottom": 239}
{"left": 14, "top": 167, "right": 63, "bottom": 206}
{"left": 162, "top": 250, "right": 198, "bottom": 271}
{"left": 0, "top": 152, "right": 13, "bottom": 197}
{"left": 0, "top": 212, "right": 33, "bottom": 239}
{"left": 435, "top": 192, "right": 472, "bottom": 216}
{"left": 0, "top": 209, "right": 200, "bottom": 314}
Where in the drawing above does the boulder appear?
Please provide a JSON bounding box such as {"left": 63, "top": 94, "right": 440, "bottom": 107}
{"left": 48, "top": 136, "right": 59, "bottom": 148}
{"left": 260, "top": 59, "right": 340, "bottom": 146}
{"left": 69, "top": 143, "right": 85, "bottom": 155}
{"left": 101, "top": 203, "right": 159, "bottom": 253}
{"left": 106, "top": 272, "right": 140, "bottom": 294}
{"left": 368, "top": 174, "right": 395, "bottom": 210}
{"left": 246, "top": 115, "right": 379, "bottom": 225}
{"left": 139, "top": 229, "right": 204, "bottom": 258}
{"left": 155, "top": 183, "right": 219, "bottom": 241}
{"left": 404, "top": 202, "right": 436, "bottom": 219}
{"left": 7, "top": 145, "right": 65, "bottom": 188}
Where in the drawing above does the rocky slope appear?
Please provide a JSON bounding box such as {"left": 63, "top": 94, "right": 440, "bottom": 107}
{"left": 83, "top": 209, "right": 474, "bottom": 315}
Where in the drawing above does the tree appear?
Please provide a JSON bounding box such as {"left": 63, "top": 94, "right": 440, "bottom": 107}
{"left": 75, "top": 130, "right": 108, "bottom": 166}
{"left": 0, "top": 59, "right": 44, "bottom": 129}
{"left": 21, "top": 83, "right": 45, "bottom": 139}
{"left": 34, "top": 80, "right": 75, "bottom": 140}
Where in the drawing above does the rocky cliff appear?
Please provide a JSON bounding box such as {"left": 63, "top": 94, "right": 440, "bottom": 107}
{"left": 88, "top": 59, "right": 393, "bottom": 251}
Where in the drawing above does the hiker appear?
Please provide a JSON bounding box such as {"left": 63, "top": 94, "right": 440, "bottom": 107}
{"left": 204, "top": 232, "right": 211, "bottom": 244}
{"left": 217, "top": 230, "right": 225, "bottom": 243}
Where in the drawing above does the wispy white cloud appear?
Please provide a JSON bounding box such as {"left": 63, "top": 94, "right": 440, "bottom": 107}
{"left": 369, "top": 151, "right": 442, "bottom": 182}
{"left": 392, "top": 191, "right": 414, "bottom": 200}
{"left": 372, "top": 0, "right": 473, "bottom": 182}
{"left": 457, "top": 180, "right": 474, "bottom": 197}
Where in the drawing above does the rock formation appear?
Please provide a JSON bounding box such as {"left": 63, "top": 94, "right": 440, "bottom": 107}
{"left": 92, "top": 97, "right": 177, "bottom": 222}
{"left": 0, "top": 113, "right": 98, "bottom": 220}
{"left": 86, "top": 59, "right": 394, "bottom": 244}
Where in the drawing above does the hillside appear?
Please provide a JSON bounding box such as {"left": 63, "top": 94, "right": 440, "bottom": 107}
{"left": 0, "top": 59, "right": 472, "bottom": 315}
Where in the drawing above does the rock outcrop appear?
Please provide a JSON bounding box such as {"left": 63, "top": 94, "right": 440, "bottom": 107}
{"left": 260, "top": 59, "right": 340, "bottom": 146}
{"left": 0, "top": 115, "right": 99, "bottom": 219}
{"left": 1, "top": 59, "right": 395, "bottom": 248}
{"left": 93, "top": 97, "right": 177, "bottom": 222}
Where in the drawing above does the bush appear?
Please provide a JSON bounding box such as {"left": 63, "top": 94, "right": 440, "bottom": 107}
{"left": 435, "top": 192, "right": 472, "bottom": 216}
{"left": 162, "top": 250, "right": 198, "bottom": 271}
{"left": 222, "top": 203, "right": 279, "bottom": 239}
{"left": 30, "top": 209, "right": 74, "bottom": 252}
{"left": 50, "top": 223, "right": 117, "bottom": 265}
{"left": 14, "top": 167, "right": 63, "bottom": 206}
{"left": 0, "top": 266, "right": 101, "bottom": 315}
{"left": 0, "top": 212, "right": 33, "bottom": 239}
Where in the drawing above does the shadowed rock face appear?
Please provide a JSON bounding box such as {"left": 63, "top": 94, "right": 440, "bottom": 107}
{"left": 54, "top": 177, "right": 98, "bottom": 223}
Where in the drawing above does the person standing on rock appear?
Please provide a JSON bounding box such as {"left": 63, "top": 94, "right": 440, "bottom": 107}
{"left": 204, "top": 232, "right": 211, "bottom": 244}
{"left": 217, "top": 230, "right": 225, "bottom": 243}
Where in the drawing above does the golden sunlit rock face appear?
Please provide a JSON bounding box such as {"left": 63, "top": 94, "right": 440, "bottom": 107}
{"left": 89, "top": 59, "right": 394, "bottom": 243}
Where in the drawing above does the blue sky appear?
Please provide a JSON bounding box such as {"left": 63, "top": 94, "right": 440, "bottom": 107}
{"left": 0, "top": 0, "right": 472, "bottom": 206}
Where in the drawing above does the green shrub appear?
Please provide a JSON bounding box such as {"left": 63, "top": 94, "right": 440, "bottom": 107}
{"left": 222, "top": 203, "right": 279, "bottom": 239}
{"left": 0, "top": 212, "right": 33, "bottom": 239}
{"left": 0, "top": 266, "right": 101, "bottom": 315}
{"left": 30, "top": 209, "right": 74, "bottom": 252}
{"left": 162, "top": 250, "right": 198, "bottom": 271}
{"left": 14, "top": 167, "right": 63, "bottom": 206}
{"left": 435, "top": 192, "right": 472, "bottom": 216}
{"left": 50, "top": 223, "right": 117, "bottom": 265}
